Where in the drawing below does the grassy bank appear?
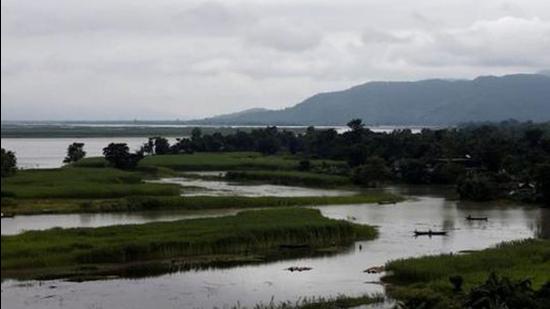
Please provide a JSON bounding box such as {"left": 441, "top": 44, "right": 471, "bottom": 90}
{"left": 225, "top": 170, "right": 351, "bottom": 187}
{"left": 0, "top": 167, "right": 180, "bottom": 199}
{"left": 75, "top": 152, "right": 347, "bottom": 171}
{"left": 384, "top": 239, "right": 550, "bottom": 308}
{"left": 1, "top": 208, "right": 377, "bottom": 280}
{"left": 249, "top": 294, "right": 385, "bottom": 309}
{"left": 2, "top": 192, "right": 403, "bottom": 215}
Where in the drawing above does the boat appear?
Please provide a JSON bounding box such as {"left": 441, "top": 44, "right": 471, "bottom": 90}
{"left": 413, "top": 230, "right": 447, "bottom": 236}
{"left": 466, "top": 215, "right": 488, "bottom": 221}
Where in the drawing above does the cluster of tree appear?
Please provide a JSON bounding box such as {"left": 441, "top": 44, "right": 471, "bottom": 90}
{"left": 101, "top": 119, "right": 550, "bottom": 204}
{"left": 103, "top": 143, "right": 144, "bottom": 170}
{"left": 1, "top": 148, "right": 17, "bottom": 177}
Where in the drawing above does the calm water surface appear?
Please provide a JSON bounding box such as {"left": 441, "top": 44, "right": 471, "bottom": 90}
{"left": 0, "top": 137, "right": 176, "bottom": 169}
{"left": 2, "top": 186, "right": 548, "bottom": 309}
{"left": 151, "top": 177, "right": 357, "bottom": 197}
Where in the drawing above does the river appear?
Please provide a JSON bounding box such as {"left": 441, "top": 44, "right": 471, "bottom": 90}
{"left": 2, "top": 183, "right": 547, "bottom": 309}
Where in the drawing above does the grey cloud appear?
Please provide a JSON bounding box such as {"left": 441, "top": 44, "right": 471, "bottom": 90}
{"left": 2, "top": 0, "right": 550, "bottom": 120}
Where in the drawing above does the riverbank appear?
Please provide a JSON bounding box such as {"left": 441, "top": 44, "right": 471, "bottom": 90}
{"left": 1, "top": 152, "right": 402, "bottom": 215}
{"left": 1, "top": 192, "right": 402, "bottom": 215}
{"left": 1, "top": 208, "right": 377, "bottom": 281}
{"left": 383, "top": 239, "right": 550, "bottom": 308}
{"left": 75, "top": 152, "right": 348, "bottom": 171}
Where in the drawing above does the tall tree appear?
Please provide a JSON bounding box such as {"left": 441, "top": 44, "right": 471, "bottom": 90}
{"left": 1, "top": 148, "right": 17, "bottom": 177}
{"left": 63, "top": 142, "right": 86, "bottom": 164}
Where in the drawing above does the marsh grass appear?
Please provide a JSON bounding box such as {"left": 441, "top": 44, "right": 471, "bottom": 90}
{"left": 1, "top": 192, "right": 402, "bottom": 215}
{"left": 91, "top": 193, "right": 402, "bottom": 213}
{"left": 384, "top": 239, "right": 550, "bottom": 306}
{"left": 75, "top": 152, "right": 347, "bottom": 171}
{"left": 0, "top": 167, "right": 181, "bottom": 199}
{"left": 244, "top": 293, "right": 385, "bottom": 309}
{"left": 1, "top": 208, "right": 377, "bottom": 280}
{"left": 225, "top": 170, "right": 351, "bottom": 187}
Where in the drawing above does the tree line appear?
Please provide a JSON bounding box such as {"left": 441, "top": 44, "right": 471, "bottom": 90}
{"left": 2, "top": 119, "right": 549, "bottom": 204}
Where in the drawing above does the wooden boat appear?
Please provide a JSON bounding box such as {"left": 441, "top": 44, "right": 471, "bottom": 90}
{"left": 377, "top": 200, "right": 396, "bottom": 205}
{"left": 414, "top": 230, "right": 447, "bottom": 236}
{"left": 466, "top": 215, "right": 488, "bottom": 221}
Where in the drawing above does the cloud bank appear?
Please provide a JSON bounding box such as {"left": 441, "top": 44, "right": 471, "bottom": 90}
{"left": 2, "top": 0, "right": 549, "bottom": 120}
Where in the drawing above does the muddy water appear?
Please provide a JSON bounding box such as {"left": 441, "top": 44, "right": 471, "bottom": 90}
{"left": 2, "top": 186, "right": 547, "bottom": 309}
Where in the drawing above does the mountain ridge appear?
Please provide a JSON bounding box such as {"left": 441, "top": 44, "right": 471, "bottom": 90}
{"left": 187, "top": 73, "right": 550, "bottom": 126}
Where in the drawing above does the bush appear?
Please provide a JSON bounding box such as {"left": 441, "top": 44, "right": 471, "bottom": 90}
{"left": 1, "top": 148, "right": 17, "bottom": 177}
{"left": 457, "top": 173, "right": 499, "bottom": 201}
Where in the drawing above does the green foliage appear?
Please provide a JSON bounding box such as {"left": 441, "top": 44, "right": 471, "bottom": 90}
{"left": 464, "top": 273, "right": 544, "bottom": 309}
{"left": 1, "top": 208, "right": 377, "bottom": 279}
{"left": 385, "top": 239, "right": 550, "bottom": 308}
{"left": 351, "top": 156, "right": 391, "bottom": 187}
{"left": 457, "top": 173, "right": 499, "bottom": 201}
{"left": 0, "top": 168, "right": 180, "bottom": 199}
{"left": 103, "top": 143, "right": 144, "bottom": 170}
{"left": 63, "top": 142, "right": 86, "bottom": 164}
{"left": 535, "top": 163, "right": 550, "bottom": 206}
{"left": 1, "top": 148, "right": 17, "bottom": 177}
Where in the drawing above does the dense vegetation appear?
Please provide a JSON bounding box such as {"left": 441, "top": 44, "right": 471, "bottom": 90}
{"left": 1, "top": 148, "right": 17, "bottom": 177}
{"left": 1, "top": 208, "right": 377, "bottom": 280}
{"left": 82, "top": 120, "right": 549, "bottom": 204}
{"left": 384, "top": 239, "right": 550, "bottom": 308}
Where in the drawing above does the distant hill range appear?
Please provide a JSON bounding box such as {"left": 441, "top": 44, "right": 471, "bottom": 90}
{"left": 187, "top": 73, "right": 550, "bottom": 126}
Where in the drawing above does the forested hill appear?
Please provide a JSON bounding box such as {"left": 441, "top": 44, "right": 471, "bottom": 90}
{"left": 188, "top": 74, "right": 550, "bottom": 126}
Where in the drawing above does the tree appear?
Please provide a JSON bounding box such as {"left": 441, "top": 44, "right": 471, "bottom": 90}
{"left": 1, "top": 148, "right": 17, "bottom": 177}
{"left": 103, "top": 143, "right": 143, "bottom": 170}
{"left": 457, "top": 173, "right": 498, "bottom": 201}
{"left": 535, "top": 163, "right": 550, "bottom": 206}
{"left": 399, "top": 159, "right": 429, "bottom": 184}
{"left": 257, "top": 136, "right": 280, "bottom": 155}
{"left": 347, "top": 144, "right": 369, "bottom": 167}
{"left": 63, "top": 142, "right": 86, "bottom": 164}
{"left": 351, "top": 156, "right": 391, "bottom": 187}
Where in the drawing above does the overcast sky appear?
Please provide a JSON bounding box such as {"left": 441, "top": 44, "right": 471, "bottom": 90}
{"left": 2, "top": 0, "right": 550, "bottom": 121}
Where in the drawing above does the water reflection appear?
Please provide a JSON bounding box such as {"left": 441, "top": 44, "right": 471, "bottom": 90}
{"left": 2, "top": 187, "right": 548, "bottom": 309}
{"left": 1, "top": 209, "right": 240, "bottom": 235}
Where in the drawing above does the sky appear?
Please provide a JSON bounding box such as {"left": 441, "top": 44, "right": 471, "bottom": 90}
{"left": 1, "top": 0, "right": 550, "bottom": 121}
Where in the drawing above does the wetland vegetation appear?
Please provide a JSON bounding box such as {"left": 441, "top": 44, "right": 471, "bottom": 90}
{"left": 1, "top": 208, "right": 377, "bottom": 281}
{"left": 384, "top": 239, "right": 550, "bottom": 308}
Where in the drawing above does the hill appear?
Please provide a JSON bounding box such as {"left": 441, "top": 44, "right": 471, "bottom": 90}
{"left": 188, "top": 74, "right": 550, "bottom": 125}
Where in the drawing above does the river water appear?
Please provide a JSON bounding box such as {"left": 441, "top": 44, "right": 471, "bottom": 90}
{"left": 0, "top": 137, "right": 155, "bottom": 169}
{"left": 2, "top": 184, "right": 547, "bottom": 309}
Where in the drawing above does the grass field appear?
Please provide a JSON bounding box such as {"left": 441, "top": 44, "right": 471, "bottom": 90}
{"left": 75, "top": 152, "right": 348, "bottom": 171}
{"left": 0, "top": 152, "right": 402, "bottom": 215}
{"left": 384, "top": 239, "right": 550, "bottom": 307}
{"left": 1, "top": 192, "right": 403, "bottom": 215}
{"left": 1, "top": 208, "right": 377, "bottom": 280}
{"left": 225, "top": 170, "right": 351, "bottom": 187}
{"left": 0, "top": 167, "right": 181, "bottom": 199}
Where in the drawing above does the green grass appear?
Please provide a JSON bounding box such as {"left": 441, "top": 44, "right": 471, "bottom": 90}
{"left": 75, "top": 152, "right": 347, "bottom": 171}
{"left": 225, "top": 170, "right": 351, "bottom": 187}
{"left": 1, "top": 167, "right": 181, "bottom": 199}
{"left": 1, "top": 192, "right": 403, "bottom": 215}
{"left": 1, "top": 208, "right": 377, "bottom": 280}
{"left": 248, "top": 293, "right": 385, "bottom": 309}
{"left": 384, "top": 239, "right": 550, "bottom": 307}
